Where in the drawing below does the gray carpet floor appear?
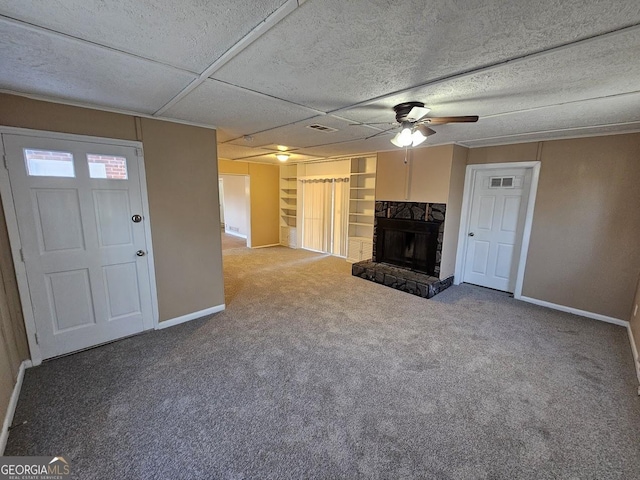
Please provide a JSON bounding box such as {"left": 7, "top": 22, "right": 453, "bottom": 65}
{"left": 6, "top": 244, "right": 640, "bottom": 479}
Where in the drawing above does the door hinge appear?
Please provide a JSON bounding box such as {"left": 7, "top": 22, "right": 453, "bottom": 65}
{"left": 34, "top": 332, "right": 39, "bottom": 344}
{"left": 19, "top": 248, "right": 25, "bottom": 262}
{"left": 2, "top": 154, "right": 7, "bottom": 170}
{"left": 135, "top": 147, "right": 143, "bottom": 157}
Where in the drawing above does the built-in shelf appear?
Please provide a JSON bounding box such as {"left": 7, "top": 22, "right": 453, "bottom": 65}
{"left": 280, "top": 164, "right": 298, "bottom": 247}
{"left": 350, "top": 222, "right": 374, "bottom": 227}
{"left": 347, "top": 156, "right": 377, "bottom": 263}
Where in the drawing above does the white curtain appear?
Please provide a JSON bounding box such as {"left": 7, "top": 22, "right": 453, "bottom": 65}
{"left": 301, "top": 177, "right": 349, "bottom": 256}
{"left": 332, "top": 179, "right": 350, "bottom": 257}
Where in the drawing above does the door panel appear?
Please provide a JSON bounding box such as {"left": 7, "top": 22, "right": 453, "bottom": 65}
{"left": 501, "top": 196, "right": 521, "bottom": 232}
{"left": 47, "top": 269, "right": 95, "bottom": 331}
{"left": 477, "top": 196, "right": 495, "bottom": 230}
{"left": 103, "top": 263, "right": 141, "bottom": 320}
{"left": 34, "top": 188, "right": 85, "bottom": 252}
{"left": 471, "top": 240, "right": 490, "bottom": 274}
{"left": 463, "top": 168, "right": 531, "bottom": 292}
{"left": 2, "top": 133, "right": 154, "bottom": 359}
{"left": 495, "top": 243, "right": 514, "bottom": 279}
{"left": 93, "top": 190, "right": 133, "bottom": 246}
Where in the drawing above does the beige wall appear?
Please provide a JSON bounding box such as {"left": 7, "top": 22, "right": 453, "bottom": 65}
{"left": 0, "top": 197, "right": 29, "bottom": 428}
{"left": 249, "top": 163, "right": 280, "bottom": 246}
{"left": 299, "top": 159, "right": 351, "bottom": 176}
{"left": 468, "top": 133, "right": 640, "bottom": 320}
{"left": 630, "top": 274, "right": 640, "bottom": 362}
{"left": 138, "top": 118, "right": 224, "bottom": 320}
{"left": 218, "top": 159, "right": 280, "bottom": 247}
{"left": 0, "top": 93, "right": 225, "bottom": 326}
{"left": 376, "top": 145, "right": 454, "bottom": 202}
{"left": 440, "top": 145, "right": 469, "bottom": 279}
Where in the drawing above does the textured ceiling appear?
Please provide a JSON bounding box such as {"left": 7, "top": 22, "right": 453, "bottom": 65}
{"left": 1, "top": 0, "right": 639, "bottom": 164}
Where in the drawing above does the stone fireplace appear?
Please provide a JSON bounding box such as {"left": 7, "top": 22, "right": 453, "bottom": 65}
{"left": 352, "top": 201, "right": 454, "bottom": 298}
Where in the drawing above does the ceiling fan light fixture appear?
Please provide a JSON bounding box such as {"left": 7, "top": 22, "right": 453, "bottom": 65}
{"left": 390, "top": 132, "right": 404, "bottom": 147}
{"left": 411, "top": 129, "right": 427, "bottom": 147}
{"left": 276, "top": 153, "right": 289, "bottom": 162}
{"left": 397, "top": 125, "right": 413, "bottom": 146}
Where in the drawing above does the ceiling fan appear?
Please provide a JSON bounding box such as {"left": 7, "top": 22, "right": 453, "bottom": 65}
{"left": 357, "top": 102, "right": 479, "bottom": 147}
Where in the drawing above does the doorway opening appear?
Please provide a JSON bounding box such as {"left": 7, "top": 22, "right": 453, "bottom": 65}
{"left": 219, "top": 174, "right": 251, "bottom": 249}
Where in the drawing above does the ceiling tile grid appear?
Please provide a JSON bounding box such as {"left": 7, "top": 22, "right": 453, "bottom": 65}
{"left": 162, "top": 79, "right": 321, "bottom": 140}
{"left": 336, "top": 26, "right": 640, "bottom": 127}
{"left": 0, "top": 19, "right": 196, "bottom": 114}
{"left": 212, "top": 0, "right": 640, "bottom": 111}
{"left": 0, "top": 0, "right": 289, "bottom": 72}
{"left": 1, "top": 0, "right": 640, "bottom": 160}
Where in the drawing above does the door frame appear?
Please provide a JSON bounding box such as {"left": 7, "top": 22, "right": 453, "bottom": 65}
{"left": 0, "top": 126, "right": 159, "bottom": 366}
{"left": 454, "top": 161, "right": 541, "bottom": 298}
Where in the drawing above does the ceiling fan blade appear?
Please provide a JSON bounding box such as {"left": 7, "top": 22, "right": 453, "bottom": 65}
{"left": 415, "top": 125, "right": 436, "bottom": 137}
{"left": 349, "top": 122, "right": 396, "bottom": 126}
{"left": 406, "top": 106, "right": 430, "bottom": 122}
{"left": 365, "top": 125, "right": 398, "bottom": 140}
{"left": 423, "top": 115, "right": 479, "bottom": 125}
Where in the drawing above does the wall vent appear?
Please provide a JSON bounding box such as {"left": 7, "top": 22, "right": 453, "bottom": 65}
{"left": 228, "top": 226, "right": 239, "bottom": 232}
{"left": 306, "top": 124, "right": 338, "bottom": 133}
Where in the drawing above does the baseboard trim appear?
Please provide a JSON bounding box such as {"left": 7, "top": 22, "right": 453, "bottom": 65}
{"left": 627, "top": 325, "right": 640, "bottom": 388}
{"left": 1, "top": 360, "right": 29, "bottom": 455}
{"left": 251, "top": 243, "right": 280, "bottom": 249}
{"left": 156, "top": 304, "right": 225, "bottom": 330}
{"left": 224, "top": 230, "right": 247, "bottom": 239}
{"left": 519, "top": 296, "right": 628, "bottom": 327}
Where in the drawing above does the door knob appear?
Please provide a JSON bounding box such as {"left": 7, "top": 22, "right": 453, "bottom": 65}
{"left": 136, "top": 250, "right": 146, "bottom": 256}
{"left": 468, "top": 232, "right": 475, "bottom": 237}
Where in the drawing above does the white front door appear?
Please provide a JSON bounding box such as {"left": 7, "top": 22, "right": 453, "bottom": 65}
{"left": 463, "top": 167, "right": 532, "bottom": 292}
{"left": 2, "top": 133, "right": 154, "bottom": 359}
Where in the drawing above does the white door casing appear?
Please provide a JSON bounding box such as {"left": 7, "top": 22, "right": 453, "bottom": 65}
{"left": 0, "top": 130, "right": 157, "bottom": 362}
{"left": 455, "top": 162, "right": 540, "bottom": 296}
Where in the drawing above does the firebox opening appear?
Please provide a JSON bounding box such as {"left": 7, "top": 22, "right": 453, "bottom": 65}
{"left": 376, "top": 217, "right": 439, "bottom": 276}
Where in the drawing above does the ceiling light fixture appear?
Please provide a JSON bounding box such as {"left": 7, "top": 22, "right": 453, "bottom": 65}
{"left": 390, "top": 122, "right": 435, "bottom": 148}
{"left": 276, "top": 153, "right": 289, "bottom": 162}
{"left": 276, "top": 145, "right": 288, "bottom": 151}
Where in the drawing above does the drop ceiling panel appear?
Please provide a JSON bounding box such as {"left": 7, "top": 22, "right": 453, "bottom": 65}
{"left": 227, "top": 115, "right": 380, "bottom": 148}
{"left": 212, "top": 0, "right": 640, "bottom": 111}
{"left": 0, "top": 0, "right": 288, "bottom": 73}
{"left": 235, "top": 152, "right": 323, "bottom": 165}
{"left": 301, "top": 93, "right": 640, "bottom": 156}
{"left": 162, "top": 79, "right": 320, "bottom": 140}
{"left": 337, "top": 27, "right": 640, "bottom": 125}
{"left": 0, "top": 19, "right": 196, "bottom": 113}
{"left": 422, "top": 93, "right": 640, "bottom": 146}
{"left": 296, "top": 135, "right": 393, "bottom": 158}
{"left": 217, "top": 143, "right": 273, "bottom": 160}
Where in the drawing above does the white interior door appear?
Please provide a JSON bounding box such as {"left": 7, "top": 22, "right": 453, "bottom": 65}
{"left": 463, "top": 167, "right": 532, "bottom": 292}
{"left": 2, "top": 133, "right": 154, "bottom": 359}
